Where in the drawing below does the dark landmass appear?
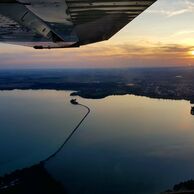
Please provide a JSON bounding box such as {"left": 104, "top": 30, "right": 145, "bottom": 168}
{"left": 1, "top": 67, "right": 194, "bottom": 193}
{"left": 0, "top": 163, "right": 66, "bottom": 194}
{"left": 162, "top": 180, "right": 194, "bottom": 194}
{"left": 1, "top": 67, "right": 194, "bottom": 102}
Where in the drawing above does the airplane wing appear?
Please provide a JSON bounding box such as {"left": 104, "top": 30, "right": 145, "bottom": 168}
{"left": 0, "top": 0, "right": 157, "bottom": 49}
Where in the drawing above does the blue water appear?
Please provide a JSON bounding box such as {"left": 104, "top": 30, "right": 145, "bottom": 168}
{"left": 0, "top": 90, "right": 84, "bottom": 174}
{"left": 0, "top": 90, "right": 194, "bottom": 194}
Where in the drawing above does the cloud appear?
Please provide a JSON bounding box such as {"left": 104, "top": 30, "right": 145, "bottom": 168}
{"left": 172, "top": 30, "right": 194, "bottom": 37}
{"left": 147, "top": 9, "right": 189, "bottom": 17}
{"left": 146, "top": 0, "right": 194, "bottom": 17}
{"left": 0, "top": 42, "right": 192, "bottom": 69}
{"left": 158, "top": 44, "right": 193, "bottom": 54}
{"left": 78, "top": 42, "right": 193, "bottom": 58}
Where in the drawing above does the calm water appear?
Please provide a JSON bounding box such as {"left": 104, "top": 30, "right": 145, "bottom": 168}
{"left": 0, "top": 90, "right": 194, "bottom": 194}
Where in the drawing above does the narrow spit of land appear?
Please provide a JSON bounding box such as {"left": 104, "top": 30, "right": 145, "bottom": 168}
{"left": 0, "top": 100, "right": 90, "bottom": 194}
{"left": 43, "top": 101, "right": 90, "bottom": 162}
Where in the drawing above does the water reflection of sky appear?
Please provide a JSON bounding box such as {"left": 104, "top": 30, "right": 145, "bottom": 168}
{"left": 0, "top": 90, "right": 83, "bottom": 175}
{"left": 0, "top": 90, "right": 194, "bottom": 194}
{"left": 46, "top": 94, "right": 194, "bottom": 194}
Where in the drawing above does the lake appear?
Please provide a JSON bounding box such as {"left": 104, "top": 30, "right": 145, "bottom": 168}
{"left": 0, "top": 90, "right": 194, "bottom": 194}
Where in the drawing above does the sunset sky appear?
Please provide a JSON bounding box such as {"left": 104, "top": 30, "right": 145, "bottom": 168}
{"left": 1, "top": 0, "right": 194, "bottom": 69}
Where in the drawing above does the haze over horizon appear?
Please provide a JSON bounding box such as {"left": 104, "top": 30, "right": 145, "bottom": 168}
{"left": 1, "top": 0, "right": 194, "bottom": 69}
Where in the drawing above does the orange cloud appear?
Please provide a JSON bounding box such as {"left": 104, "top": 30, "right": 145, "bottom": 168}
{"left": 0, "top": 42, "right": 193, "bottom": 69}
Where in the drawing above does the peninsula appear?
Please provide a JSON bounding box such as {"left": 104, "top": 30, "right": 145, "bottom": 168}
{"left": 0, "top": 67, "right": 194, "bottom": 102}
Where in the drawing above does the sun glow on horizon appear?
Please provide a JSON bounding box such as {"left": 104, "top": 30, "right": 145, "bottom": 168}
{"left": 1, "top": 0, "right": 194, "bottom": 68}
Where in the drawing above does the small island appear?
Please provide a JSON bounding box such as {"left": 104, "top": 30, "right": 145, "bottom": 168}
{"left": 162, "top": 180, "right": 194, "bottom": 194}
{"left": 191, "top": 107, "right": 194, "bottom": 115}
{"left": 70, "top": 99, "right": 78, "bottom": 105}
